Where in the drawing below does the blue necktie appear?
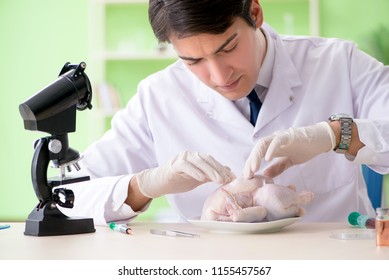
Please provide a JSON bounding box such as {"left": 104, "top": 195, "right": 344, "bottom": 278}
{"left": 247, "top": 88, "right": 262, "bottom": 126}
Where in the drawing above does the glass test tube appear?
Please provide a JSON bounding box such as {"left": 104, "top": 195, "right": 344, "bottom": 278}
{"left": 376, "top": 208, "right": 389, "bottom": 246}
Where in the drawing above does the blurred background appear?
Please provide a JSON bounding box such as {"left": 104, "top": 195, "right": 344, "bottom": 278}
{"left": 1, "top": 0, "right": 388, "bottom": 222}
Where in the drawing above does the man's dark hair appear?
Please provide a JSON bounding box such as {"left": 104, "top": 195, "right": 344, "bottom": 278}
{"left": 149, "top": 0, "right": 256, "bottom": 43}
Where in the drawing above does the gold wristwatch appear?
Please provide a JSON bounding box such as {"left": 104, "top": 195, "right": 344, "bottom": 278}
{"left": 329, "top": 113, "right": 353, "bottom": 154}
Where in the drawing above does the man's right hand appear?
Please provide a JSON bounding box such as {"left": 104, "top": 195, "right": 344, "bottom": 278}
{"left": 135, "top": 151, "right": 236, "bottom": 198}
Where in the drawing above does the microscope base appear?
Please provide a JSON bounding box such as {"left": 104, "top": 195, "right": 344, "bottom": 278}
{"left": 24, "top": 202, "right": 95, "bottom": 236}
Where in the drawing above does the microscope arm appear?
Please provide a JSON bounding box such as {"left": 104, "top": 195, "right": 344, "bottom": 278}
{"left": 31, "top": 137, "right": 52, "bottom": 204}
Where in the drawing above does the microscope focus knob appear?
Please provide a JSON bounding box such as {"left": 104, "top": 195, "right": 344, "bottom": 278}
{"left": 48, "top": 139, "right": 62, "bottom": 154}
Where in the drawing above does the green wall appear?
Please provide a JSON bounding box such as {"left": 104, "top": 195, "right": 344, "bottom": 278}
{"left": 319, "top": 0, "right": 389, "bottom": 59}
{"left": 261, "top": 0, "right": 310, "bottom": 35}
{"left": 0, "top": 0, "right": 388, "bottom": 222}
{"left": 320, "top": 0, "right": 389, "bottom": 42}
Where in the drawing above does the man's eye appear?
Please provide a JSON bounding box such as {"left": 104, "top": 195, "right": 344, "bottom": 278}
{"left": 223, "top": 44, "right": 238, "bottom": 53}
{"left": 187, "top": 59, "right": 201, "bottom": 66}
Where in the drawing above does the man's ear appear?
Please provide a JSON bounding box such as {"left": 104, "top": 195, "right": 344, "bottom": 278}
{"left": 251, "top": 0, "right": 264, "bottom": 28}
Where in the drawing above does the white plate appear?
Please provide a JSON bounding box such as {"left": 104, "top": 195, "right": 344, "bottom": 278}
{"left": 187, "top": 217, "right": 301, "bottom": 234}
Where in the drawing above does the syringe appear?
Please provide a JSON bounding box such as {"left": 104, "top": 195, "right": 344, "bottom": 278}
{"left": 348, "top": 211, "right": 375, "bottom": 229}
{"left": 109, "top": 222, "right": 132, "bottom": 235}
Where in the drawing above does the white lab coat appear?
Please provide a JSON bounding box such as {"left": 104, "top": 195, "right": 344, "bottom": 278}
{"left": 62, "top": 24, "right": 389, "bottom": 225}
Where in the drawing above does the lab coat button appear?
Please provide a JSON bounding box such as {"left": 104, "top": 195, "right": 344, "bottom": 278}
{"left": 254, "top": 133, "right": 259, "bottom": 138}
{"left": 289, "top": 95, "right": 294, "bottom": 102}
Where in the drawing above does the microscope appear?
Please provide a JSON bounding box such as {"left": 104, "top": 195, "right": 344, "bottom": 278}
{"left": 19, "top": 62, "right": 95, "bottom": 236}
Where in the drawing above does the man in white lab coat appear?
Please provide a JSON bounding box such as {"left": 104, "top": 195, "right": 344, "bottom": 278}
{"left": 64, "top": 0, "right": 389, "bottom": 225}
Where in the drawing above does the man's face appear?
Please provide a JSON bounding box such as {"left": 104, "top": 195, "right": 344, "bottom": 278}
{"left": 170, "top": 17, "right": 266, "bottom": 101}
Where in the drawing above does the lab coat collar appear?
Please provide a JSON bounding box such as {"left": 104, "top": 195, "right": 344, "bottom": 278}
{"left": 254, "top": 24, "right": 302, "bottom": 132}
{"left": 264, "top": 23, "right": 302, "bottom": 88}
{"left": 256, "top": 27, "right": 275, "bottom": 88}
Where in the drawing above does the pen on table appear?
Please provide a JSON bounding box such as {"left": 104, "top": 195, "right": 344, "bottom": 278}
{"left": 150, "top": 229, "right": 200, "bottom": 238}
{"left": 109, "top": 222, "right": 132, "bottom": 235}
{"left": 0, "top": 224, "right": 11, "bottom": 230}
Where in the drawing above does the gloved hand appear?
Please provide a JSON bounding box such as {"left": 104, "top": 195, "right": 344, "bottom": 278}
{"left": 135, "top": 151, "right": 236, "bottom": 198}
{"left": 243, "top": 122, "right": 336, "bottom": 179}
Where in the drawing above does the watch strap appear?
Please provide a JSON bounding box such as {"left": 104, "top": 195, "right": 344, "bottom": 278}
{"left": 329, "top": 114, "right": 353, "bottom": 154}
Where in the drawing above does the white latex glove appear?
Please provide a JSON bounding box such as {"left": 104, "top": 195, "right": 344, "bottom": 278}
{"left": 135, "top": 151, "right": 236, "bottom": 198}
{"left": 244, "top": 122, "right": 336, "bottom": 179}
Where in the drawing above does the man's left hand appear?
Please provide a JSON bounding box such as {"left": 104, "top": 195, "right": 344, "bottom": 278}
{"left": 243, "top": 122, "right": 336, "bottom": 178}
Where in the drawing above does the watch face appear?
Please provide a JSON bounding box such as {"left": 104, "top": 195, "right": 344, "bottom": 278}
{"left": 329, "top": 113, "right": 352, "bottom": 121}
{"left": 337, "top": 113, "right": 352, "bottom": 118}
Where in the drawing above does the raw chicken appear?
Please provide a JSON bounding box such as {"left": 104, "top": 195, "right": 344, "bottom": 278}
{"left": 201, "top": 175, "right": 314, "bottom": 222}
{"left": 201, "top": 176, "right": 270, "bottom": 222}
{"left": 254, "top": 183, "right": 314, "bottom": 221}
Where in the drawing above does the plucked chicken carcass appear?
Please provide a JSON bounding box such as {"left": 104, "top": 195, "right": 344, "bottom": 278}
{"left": 201, "top": 175, "right": 314, "bottom": 222}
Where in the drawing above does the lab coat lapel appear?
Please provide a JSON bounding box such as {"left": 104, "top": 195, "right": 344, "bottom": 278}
{"left": 197, "top": 88, "right": 254, "bottom": 132}
{"left": 255, "top": 33, "right": 302, "bottom": 133}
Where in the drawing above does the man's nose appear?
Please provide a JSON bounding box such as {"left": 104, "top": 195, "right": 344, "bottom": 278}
{"left": 208, "top": 60, "right": 233, "bottom": 85}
